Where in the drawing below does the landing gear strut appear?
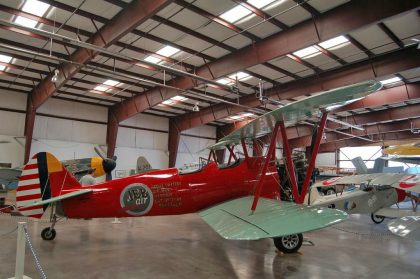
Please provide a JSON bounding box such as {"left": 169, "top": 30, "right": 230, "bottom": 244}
{"left": 273, "top": 233, "right": 303, "bottom": 254}
{"left": 41, "top": 204, "right": 58, "bottom": 241}
{"left": 371, "top": 213, "right": 385, "bottom": 224}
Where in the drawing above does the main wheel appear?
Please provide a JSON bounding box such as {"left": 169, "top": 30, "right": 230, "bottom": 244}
{"left": 371, "top": 213, "right": 385, "bottom": 224}
{"left": 273, "top": 233, "right": 303, "bottom": 254}
{"left": 41, "top": 227, "right": 56, "bottom": 241}
{"left": 325, "top": 188, "right": 336, "bottom": 196}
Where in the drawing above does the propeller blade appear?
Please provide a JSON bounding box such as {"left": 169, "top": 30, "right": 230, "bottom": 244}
{"left": 94, "top": 146, "right": 106, "bottom": 159}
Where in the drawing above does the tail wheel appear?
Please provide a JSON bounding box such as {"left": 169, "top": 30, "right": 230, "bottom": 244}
{"left": 41, "top": 227, "right": 56, "bottom": 241}
{"left": 371, "top": 213, "right": 385, "bottom": 224}
{"left": 273, "top": 233, "right": 303, "bottom": 254}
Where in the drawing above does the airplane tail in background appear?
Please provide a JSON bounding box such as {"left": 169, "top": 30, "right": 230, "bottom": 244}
{"left": 351, "top": 156, "right": 369, "bottom": 174}
{"left": 16, "top": 152, "right": 81, "bottom": 218}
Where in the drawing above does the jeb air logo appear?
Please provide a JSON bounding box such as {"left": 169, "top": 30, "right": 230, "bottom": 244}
{"left": 120, "top": 183, "right": 153, "bottom": 216}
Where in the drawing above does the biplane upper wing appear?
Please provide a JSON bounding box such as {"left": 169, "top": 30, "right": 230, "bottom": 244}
{"left": 208, "top": 80, "right": 382, "bottom": 150}
{"left": 199, "top": 196, "right": 347, "bottom": 240}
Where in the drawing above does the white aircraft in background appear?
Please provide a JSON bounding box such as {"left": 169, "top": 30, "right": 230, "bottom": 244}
{"left": 308, "top": 173, "right": 419, "bottom": 225}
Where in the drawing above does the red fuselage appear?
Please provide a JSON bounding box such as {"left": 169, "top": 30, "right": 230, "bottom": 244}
{"left": 60, "top": 158, "right": 280, "bottom": 219}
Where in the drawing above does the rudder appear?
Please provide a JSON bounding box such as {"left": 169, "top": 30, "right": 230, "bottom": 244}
{"left": 16, "top": 152, "right": 81, "bottom": 218}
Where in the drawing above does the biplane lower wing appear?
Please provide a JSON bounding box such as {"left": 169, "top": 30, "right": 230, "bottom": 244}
{"left": 199, "top": 196, "right": 347, "bottom": 240}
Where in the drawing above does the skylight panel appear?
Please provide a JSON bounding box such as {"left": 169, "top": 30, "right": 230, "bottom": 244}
{"left": 157, "top": 46, "right": 180, "bottom": 57}
{"left": 0, "top": 54, "right": 12, "bottom": 63}
{"left": 293, "top": 46, "right": 320, "bottom": 58}
{"left": 241, "top": 112, "right": 255, "bottom": 117}
{"left": 162, "top": 99, "right": 173, "bottom": 105}
{"left": 103, "top": 80, "right": 119, "bottom": 87}
{"left": 15, "top": 16, "right": 37, "bottom": 28}
{"left": 144, "top": 55, "right": 161, "bottom": 64}
{"left": 380, "top": 76, "right": 402, "bottom": 85}
{"left": 229, "top": 72, "right": 251, "bottom": 81}
{"left": 171, "top": 96, "right": 188, "bottom": 101}
{"left": 247, "top": 0, "right": 276, "bottom": 9}
{"left": 94, "top": 85, "right": 108, "bottom": 92}
{"left": 319, "top": 35, "right": 349, "bottom": 50}
{"left": 0, "top": 54, "right": 12, "bottom": 71}
{"left": 22, "top": 0, "right": 50, "bottom": 17}
{"left": 217, "top": 78, "right": 233, "bottom": 85}
{"left": 220, "top": 5, "right": 252, "bottom": 23}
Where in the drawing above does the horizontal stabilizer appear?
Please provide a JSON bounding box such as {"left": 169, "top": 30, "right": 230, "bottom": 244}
{"left": 19, "top": 189, "right": 92, "bottom": 208}
{"left": 388, "top": 216, "right": 420, "bottom": 241}
{"left": 199, "top": 196, "right": 347, "bottom": 240}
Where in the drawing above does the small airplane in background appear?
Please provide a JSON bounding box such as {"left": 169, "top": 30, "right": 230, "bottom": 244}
{"left": 309, "top": 173, "right": 419, "bottom": 224}
{"left": 14, "top": 81, "right": 383, "bottom": 253}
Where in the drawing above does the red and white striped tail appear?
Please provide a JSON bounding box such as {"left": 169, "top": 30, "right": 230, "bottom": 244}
{"left": 16, "top": 156, "right": 44, "bottom": 218}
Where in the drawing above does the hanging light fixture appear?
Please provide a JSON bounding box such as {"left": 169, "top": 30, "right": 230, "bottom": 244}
{"left": 192, "top": 102, "right": 199, "bottom": 112}
{"left": 51, "top": 69, "right": 59, "bottom": 83}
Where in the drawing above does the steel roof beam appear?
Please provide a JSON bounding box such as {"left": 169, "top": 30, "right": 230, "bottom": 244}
{"left": 173, "top": 47, "right": 419, "bottom": 131}
{"left": 110, "top": 0, "right": 418, "bottom": 124}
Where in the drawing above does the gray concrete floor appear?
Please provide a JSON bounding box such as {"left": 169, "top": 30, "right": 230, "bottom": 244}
{"left": 0, "top": 213, "right": 419, "bottom": 279}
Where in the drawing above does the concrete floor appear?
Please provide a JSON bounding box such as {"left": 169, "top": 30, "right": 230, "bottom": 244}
{"left": 0, "top": 213, "right": 419, "bottom": 279}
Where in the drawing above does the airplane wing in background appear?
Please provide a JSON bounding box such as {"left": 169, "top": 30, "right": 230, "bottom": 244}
{"left": 208, "top": 80, "right": 382, "bottom": 150}
{"left": 199, "top": 196, "right": 347, "bottom": 240}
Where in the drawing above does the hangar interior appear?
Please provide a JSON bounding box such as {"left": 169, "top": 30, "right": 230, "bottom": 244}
{"left": 0, "top": 0, "right": 419, "bottom": 278}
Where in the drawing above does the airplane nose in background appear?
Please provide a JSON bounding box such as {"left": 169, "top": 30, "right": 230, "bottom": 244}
{"left": 102, "top": 158, "right": 117, "bottom": 174}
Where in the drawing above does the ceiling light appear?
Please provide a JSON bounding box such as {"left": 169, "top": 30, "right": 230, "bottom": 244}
{"left": 293, "top": 46, "right": 320, "bottom": 58}
{"left": 192, "top": 102, "right": 200, "bottom": 112}
{"left": 220, "top": 5, "right": 252, "bottom": 23}
{"left": 144, "top": 55, "right": 161, "bottom": 64}
{"left": 319, "top": 35, "right": 349, "bottom": 50}
{"left": 171, "top": 95, "right": 188, "bottom": 101}
{"left": 22, "top": 0, "right": 50, "bottom": 17}
{"left": 94, "top": 85, "right": 108, "bottom": 92}
{"left": 162, "top": 99, "right": 173, "bottom": 105}
{"left": 157, "top": 46, "right": 180, "bottom": 57}
{"left": 14, "top": 16, "right": 37, "bottom": 28}
{"left": 51, "top": 69, "right": 59, "bottom": 83}
{"left": 241, "top": 112, "right": 255, "bottom": 117}
{"left": 103, "top": 80, "right": 119, "bottom": 87}
{"left": 380, "top": 76, "right": 402, "bottom": 85}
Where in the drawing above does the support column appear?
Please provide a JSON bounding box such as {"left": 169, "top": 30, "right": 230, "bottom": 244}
{"left": 168, "top": 119, "right": 181, "bottom": 168}
{"left": 106, "top": 110, "right": 119, "bottom": 158}
{"left": 215, "top": 126, "right": 226, "bottom": 164}
{"left": 24, "top": 97, "right": 35, "bottom": 164}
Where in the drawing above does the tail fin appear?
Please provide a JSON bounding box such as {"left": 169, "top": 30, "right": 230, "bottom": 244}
{"left": 16, "top": 152, "right": 81, "bottom": 218}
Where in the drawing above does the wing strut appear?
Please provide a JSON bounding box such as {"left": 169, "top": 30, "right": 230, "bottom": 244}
{"left": 251, "top": 122, "right": 280, "bottom": 212}
{"left": 297, "top": 112, "right": 328, "bottom": 203}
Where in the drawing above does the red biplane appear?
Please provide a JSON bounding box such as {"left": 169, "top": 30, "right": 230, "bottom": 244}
{"left": 15, "top": 81, "right": 381, "bottom": 253}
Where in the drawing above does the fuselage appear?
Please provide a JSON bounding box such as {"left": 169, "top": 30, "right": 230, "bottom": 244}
{"left": 60, "top": 158, "right": 280, "bottom": 219}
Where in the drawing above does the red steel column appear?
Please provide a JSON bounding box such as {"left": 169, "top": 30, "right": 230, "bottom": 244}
{"left": 296, "top": 112, "right": 328, "bottom": 204}
{"left": 24, "top": 97, "right": 35, "bottom": 163}
{"left": 106, "top": 110, "right": 119, "bottom": 158}
{"left": 168, "top": 119, "right": 181, "bottom": 168}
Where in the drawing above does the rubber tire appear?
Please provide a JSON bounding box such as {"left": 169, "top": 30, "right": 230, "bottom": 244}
{"left": 273, "top": 233, "right": 303, "bottom": 254}
{"left": 371, "top": 213, "right": 385, "bottom": 224}
{"left": 41, "top": 227, "right": 56, "bottom": 241}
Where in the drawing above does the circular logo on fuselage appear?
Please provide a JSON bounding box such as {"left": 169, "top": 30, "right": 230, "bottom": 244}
{"left": 120, "top": 183, "right": 153, "bottom": 216}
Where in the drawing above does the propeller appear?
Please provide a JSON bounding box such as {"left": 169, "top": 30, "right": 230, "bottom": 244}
{"left": 94, "top": 146, "right": 117, "bottom": 181}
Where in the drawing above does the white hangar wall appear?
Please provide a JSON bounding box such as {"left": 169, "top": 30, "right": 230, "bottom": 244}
{"left": 0, "top": 89, "right": 217, "bottom": 172}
